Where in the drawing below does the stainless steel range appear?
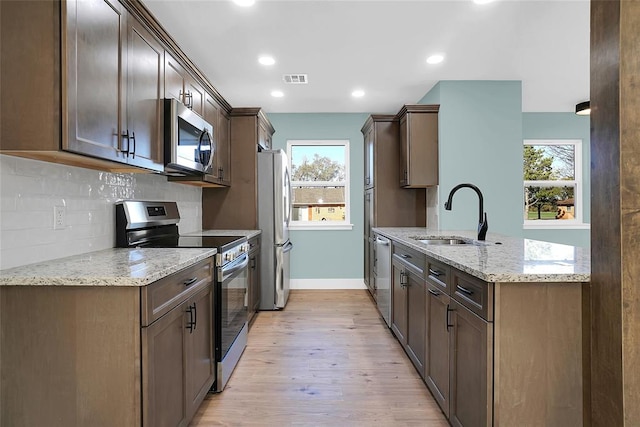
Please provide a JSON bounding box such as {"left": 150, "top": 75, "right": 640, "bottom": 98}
{"left": 115, "top": 200, "right": 248, "bottom": 392}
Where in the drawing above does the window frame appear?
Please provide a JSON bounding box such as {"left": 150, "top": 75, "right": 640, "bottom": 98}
{"left": 523, "top": 139, "right": 588, "bottom": 229}
{"left": 287, "top": 139, "right": 353, "bottom": 231}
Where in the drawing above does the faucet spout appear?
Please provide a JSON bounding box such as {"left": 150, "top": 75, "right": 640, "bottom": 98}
{"left": 444, "top": 183, "right": 489, "bottom": 241}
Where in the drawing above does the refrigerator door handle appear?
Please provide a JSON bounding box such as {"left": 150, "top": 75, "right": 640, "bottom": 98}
{"left": 284, "top": 167, "right": 292, "bottom": 226}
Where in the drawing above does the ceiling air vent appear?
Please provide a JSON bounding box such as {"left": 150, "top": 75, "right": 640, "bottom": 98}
{"left": 283, "top": 74, "right": 308, "bottom": 84}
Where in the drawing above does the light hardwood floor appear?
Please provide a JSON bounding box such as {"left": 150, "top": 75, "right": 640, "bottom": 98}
{"left": 190, "top": 289, "right": 449, "bottom": 426}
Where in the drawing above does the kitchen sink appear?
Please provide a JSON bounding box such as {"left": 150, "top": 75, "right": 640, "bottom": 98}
{"left": 414, "top": 237, "right": 470, "bottom": 245}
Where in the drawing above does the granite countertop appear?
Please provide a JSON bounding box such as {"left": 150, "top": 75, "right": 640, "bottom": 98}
{"left": 0, "top": 248, "right": 216, "bottom": 287}
{"left": 373, "top": 227, "right": 590, "bottom": 283}
{"left": 187, "top": 229, "right": 262, "bottom": 239}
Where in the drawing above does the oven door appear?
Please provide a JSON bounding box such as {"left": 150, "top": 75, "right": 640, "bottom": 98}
{"left": 218, "top": 253, "right": 249, "bottom": 359}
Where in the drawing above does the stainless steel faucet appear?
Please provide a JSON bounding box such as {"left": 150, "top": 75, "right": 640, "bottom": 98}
{"left": 444, "top": 183, "right": 488, "bottom": 241}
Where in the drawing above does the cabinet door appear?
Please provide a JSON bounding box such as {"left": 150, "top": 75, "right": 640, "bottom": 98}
{"left": 399, "top": 114, "right": 409, "bottom": 186}
{"left": 425, "top": 286, "right": 451, "bottom": 417}
{"left": 258, "top": 120, "right": 272, "bottom": 150}
{"left": 364, "top": 189, "right": 374, "bottom": 291}
{"left": 185, "top": 285, "right": 215, "bottom": 421}
{"left": 391, "top": 258, "right": 408, "bottom": 345}
{"left": 364, "top": 125, "right": 374, "bottom": 189}
{"left": 165, "top": 52, "right": 186, "bottom": 104}
{"left": 406, "top": 272, "right": 426, "bottom": 376}
{"left": 65, "top": 0, "right": 126, "bottom": 162}
{"left": 217, "top": 108, "right": 232, "bottom": 185}
{"left": 125, "top": 18, "right": 164, "bottom": 171}
{"left": 248, "top": 248, "right": 261, "bottom": 324}
{"left": 142, "top": 303, "right": 187, "bottom": 427}
{"left": 449, "top": 300, "right": 493, "bottom": 427}
{"left": 186, "top": 77, "right": 205, "bottom": 116}
{"left": 368, "top": 239, "right": 376, "bottom": 298}
{"left": 203, "top": 93, "right": 221, "bottom": 181}
{"left": 399, "top": 108, "right": 439, "bottom": 188}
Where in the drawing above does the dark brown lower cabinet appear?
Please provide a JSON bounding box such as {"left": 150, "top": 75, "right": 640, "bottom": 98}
{"left": 247, "top": 235, "right": 261, "bottom": 326}
{"left": 406, "top": 272, "right": 426, "bottom": 375}
{"left": 0, "top": 257, "right": 215, "bottom": 427}
{"left": 143, "top": 282, "right": 214, "bottom": 427}
{"left": 384, "top": 243, "right": 586, "bottom": 427}
{"left": 425, "top": 284, "right": 451, "bottom": 418}
{"left": 143, "top": 301, "right": 186, "bottom": 427}
{"left": 448, "top": 299, "right": 493, "bottom": 427}
{"left": 185, "top": 286, "right": 215, "bottom": 420}
{"left": 391, "top": 243, "right": 426, "bottom": 376}
{"left": 391, "top": 257, "right": 408, "bottom": 344}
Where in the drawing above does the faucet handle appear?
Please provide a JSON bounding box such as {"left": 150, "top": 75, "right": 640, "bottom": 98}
{"left": 477, "top": 213, "right": 488, "bottom": 241}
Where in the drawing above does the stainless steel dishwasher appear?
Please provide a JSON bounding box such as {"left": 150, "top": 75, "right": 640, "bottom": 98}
{"left": 374, "top": 234, "right": 391, "bottom": 327}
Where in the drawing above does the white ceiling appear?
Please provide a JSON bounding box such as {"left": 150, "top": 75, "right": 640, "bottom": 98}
{"left": 142, "top": 0, "right": 590, "bottom": 114}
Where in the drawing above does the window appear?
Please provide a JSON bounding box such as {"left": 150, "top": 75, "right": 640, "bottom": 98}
{"left": 287, "top": 140, "right": 352, "bottom": 230}
{"left": 523, "top": 139, "right": 586, "bottom": 228}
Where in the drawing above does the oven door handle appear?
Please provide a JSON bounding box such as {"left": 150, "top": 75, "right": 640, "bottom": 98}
{"left": 218, "top": 253, "right": 249, "bottom": 282}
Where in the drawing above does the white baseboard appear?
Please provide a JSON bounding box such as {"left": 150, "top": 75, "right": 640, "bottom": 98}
{"left": 290, "top": 278, "right": 367, "bottom": 290}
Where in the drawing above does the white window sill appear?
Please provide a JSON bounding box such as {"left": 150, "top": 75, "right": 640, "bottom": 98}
{"left": 289, "top": 223, "right": 354, "bottom": 231}
{"left": 523, "top": 222, "right": 590, "bottom": 230}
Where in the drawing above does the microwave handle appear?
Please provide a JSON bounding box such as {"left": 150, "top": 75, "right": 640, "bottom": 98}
{"left": 204, "top": 130, "right": 215, "bottom": 172}
{"left": 196, "top": 129, "right": 213, "bottom": 170}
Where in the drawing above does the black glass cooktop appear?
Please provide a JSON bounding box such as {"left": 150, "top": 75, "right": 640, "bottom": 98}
{"left": 140, "top": 235, "right": 245, "bottom": 249}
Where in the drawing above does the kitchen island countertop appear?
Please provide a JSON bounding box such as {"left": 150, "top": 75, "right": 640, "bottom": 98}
{"left": 0, "top": 247, "right": 216, "bottom": 287}
{"left": 373, "top": 227, "right": 590, "bottom": 283}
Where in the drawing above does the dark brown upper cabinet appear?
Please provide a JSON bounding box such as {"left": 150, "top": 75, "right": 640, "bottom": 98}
{"left": 397, "top": 105, "right": 439, "bottom": 188}
{"left": 0, "top": 0, "right": 231, "bottom": 176}
{"left": 65, "top": 0, "right": 165, "bottom": 172}
{"left": 165, "top": 52, "right": 205, "bottom": 116}
{"left": 203, "top": 92, "right": 231, "bottom": 186}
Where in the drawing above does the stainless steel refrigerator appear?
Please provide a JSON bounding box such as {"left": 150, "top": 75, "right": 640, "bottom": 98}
{"left": 257, "top": 149, "right": 293, "bottom": 310}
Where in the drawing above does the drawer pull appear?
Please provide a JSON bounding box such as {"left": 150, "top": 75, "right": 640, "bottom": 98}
{"left": 399, "top": 254, "right": 411, "bottom": 259}
{"left": 183, "top": 277, "right": 198, "bottom": 287}
{"left": 428, "top": 289, "right": 441, "bottom": 296}
{"left": 429, "top": 268, "right": 442, "bottom": 277}
{"left": 457, "top": 285, "right": 474, "bottom": 296}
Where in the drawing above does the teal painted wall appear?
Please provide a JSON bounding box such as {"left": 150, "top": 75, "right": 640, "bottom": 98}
{"left": 266, "top": 113, "right": 370, "bottom": 279}
{"left": 522, "top": 113, "right": 591, "bottom": 247}
{"left": 267, "top": 86, "right": 590, "bottom": 280}
{"left": 420, "top": 81, "right": 525, "bottom": 238}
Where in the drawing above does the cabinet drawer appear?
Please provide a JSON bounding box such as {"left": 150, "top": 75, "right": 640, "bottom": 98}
{"left": 426, "top": 257, "right": 450, "bottom": 293}
{"left": 141, "top": 258, "right": 214, "bottom": 326}
{"left": 392, "top": 242, "right": 425, "bottom": 277}
{"left": 451, "top": 270, "right": 493, "bottom": 321}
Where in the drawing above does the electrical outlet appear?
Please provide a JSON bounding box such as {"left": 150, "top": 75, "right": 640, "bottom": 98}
{"left": 53, "top": 205, "right": 66, "bottom": 230}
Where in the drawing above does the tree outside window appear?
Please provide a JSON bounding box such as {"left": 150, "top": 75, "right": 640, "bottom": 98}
{"left": 524, "top": 140, "right": 582, "bottom": 224}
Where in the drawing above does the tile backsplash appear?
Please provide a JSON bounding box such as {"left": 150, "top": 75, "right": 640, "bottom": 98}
{"left": 0, "top": 155, "right": 202, "bottom": 269}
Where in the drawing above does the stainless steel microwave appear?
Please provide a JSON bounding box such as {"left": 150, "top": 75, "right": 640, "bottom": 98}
{"left": 164, "top": 98, "right": 215, "bottom": 175}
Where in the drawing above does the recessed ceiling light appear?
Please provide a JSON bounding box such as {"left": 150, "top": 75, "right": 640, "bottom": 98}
{"left": 258, "top": 56, "right": 275, "bottom": 66}
{"left": 233, "top": 0, "right": 255, "bottom": 6}
{"left": 271, "top": 90, "right": 284, "bottom": 98}
{"left": 473, "top": 0, "right": 495, "bottom": 4}
{"left": 352, "top": 90, "right": 365, "bottom": 98}
{"left": 426, "top": 54, "right": 444, "bottom": 65}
